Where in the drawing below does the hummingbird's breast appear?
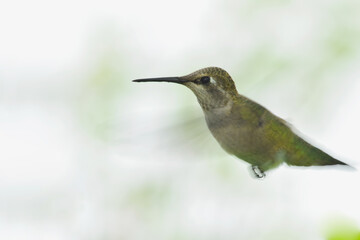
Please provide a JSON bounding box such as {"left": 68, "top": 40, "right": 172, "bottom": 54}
{"left": 203, "top": 99, "right": 275, "bottom": 166}
{"left": 203, "top": 101, "right": 244, "bottom": 153}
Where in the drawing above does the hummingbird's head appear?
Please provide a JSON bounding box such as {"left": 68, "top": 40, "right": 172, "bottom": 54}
{"left": 133, "top": 67, "right": 239, "bottom": 110}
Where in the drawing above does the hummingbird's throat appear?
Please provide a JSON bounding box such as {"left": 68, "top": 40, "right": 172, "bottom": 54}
{"left": 197, "top": 97, "right": 232, "bottom": 111}
{"left": 191, "top": 87, "right": 233, "bottom": 111}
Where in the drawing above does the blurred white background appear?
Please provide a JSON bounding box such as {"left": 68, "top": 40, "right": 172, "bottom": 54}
{"left": 1, "top": 0, "right": 360, "bottom": 239}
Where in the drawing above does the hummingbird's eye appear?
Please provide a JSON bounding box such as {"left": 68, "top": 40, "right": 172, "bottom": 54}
{"left": 200, "top": 76, "right": 210, "bottom": 84}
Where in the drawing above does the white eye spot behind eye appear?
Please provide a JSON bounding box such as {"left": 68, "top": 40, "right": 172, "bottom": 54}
{"left": 210, "top": 77, "right": 216, "bottom": 84}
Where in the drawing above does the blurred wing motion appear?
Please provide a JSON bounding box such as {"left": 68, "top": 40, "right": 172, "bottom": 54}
{"left": 285, "top": 135, "right": 350, "bottom": 167}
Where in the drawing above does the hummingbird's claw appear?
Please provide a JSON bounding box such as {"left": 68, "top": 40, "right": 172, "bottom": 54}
{"left": 251, "top": 165, "right": 266, "bottom": 178}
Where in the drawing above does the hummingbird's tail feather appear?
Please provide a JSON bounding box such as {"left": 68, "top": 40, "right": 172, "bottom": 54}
{"left": 284, "top": 136, "right": 352, "bottom": 168}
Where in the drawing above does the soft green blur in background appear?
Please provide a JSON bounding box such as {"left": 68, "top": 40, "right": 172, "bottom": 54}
{"left": 1, "top": 0, "right": 360, "bottom": 239}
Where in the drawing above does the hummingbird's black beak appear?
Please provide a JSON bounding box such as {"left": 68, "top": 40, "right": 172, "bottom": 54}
{"left": 132, "top": 77, "right": 188, "bottom": 84}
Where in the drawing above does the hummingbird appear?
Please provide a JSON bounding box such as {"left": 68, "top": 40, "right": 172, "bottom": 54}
{"left": 133, "top": 67, "right": 350, "bottom": 178}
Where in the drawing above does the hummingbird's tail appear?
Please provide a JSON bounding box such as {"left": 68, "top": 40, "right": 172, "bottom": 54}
{"left": 284, "top": 136, "right": 353, "bottom": 168}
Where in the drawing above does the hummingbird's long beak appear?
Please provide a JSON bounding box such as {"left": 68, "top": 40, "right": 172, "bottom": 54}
{"left": 132, "top": 77, "right": 188, "bottom": 84}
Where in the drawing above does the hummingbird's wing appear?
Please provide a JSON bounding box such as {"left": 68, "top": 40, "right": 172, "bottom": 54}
{"left": 241, "top": 100, "right": 351, "bottom": 168}
{"left": 283, "top": 133, "right": 350, "bottom": 167}
{"left": 261, "top": 111, "right": 351, "bottom": 168}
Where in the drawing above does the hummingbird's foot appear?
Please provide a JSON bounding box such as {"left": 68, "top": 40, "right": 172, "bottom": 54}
{"left": 251, "top": 165, "right": 266, "bottom": 178}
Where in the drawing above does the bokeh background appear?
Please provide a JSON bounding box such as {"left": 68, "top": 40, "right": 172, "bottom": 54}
{"left": 1, "top": 0, "right": 360, "bottom": 239}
